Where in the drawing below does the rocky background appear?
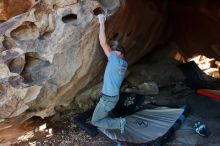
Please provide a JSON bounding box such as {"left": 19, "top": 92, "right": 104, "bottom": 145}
{"left": 0, "top": 0, "right": 166, "bottom": 131}
{"left": 0, "top": 0, "right": 220, "bottom": 144}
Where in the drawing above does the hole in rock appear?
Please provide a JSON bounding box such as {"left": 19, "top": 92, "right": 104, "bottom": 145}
{"left": 93, "top": 7, "right": 105, "bottom": 16}
{"left": 39, "top": 32, "right": 53, "bottom": 40}
{"left": 21, "top": 53, "right": 52, "bottom": 85}
{"left": 2, "top": 37, "right": 16, "bottom": 50}
{"left": 7, "top": 56, "right": 25, "bottom": 74}
{"left": 53, "top": 4, "right": 58, "bottom": 9}
{"left": 62, "top": 14, "right": 77, "bottom": 23}
{"left": 11, "top": 21, "right": 39, "bottom": 41}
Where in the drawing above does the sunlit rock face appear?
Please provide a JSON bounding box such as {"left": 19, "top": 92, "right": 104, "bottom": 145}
{"left": 0, "top": 0, "right": 34, "bottom": 23}
{"left": 0, "top": 0, "right": 165, "bottom": 124}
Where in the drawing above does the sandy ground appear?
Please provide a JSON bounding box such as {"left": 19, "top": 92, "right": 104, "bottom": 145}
{"left": 11, "top": 109, "right": 113, "bottom": 146}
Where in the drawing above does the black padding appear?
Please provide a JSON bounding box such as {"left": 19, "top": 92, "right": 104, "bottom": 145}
{"left": 112, "top": 92, "right": 145, "bottom": 117}
{"left": 73, "top": 109, "right": 98, "bottom": 137}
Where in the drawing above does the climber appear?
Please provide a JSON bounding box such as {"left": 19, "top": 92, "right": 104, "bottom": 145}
{"left": 91, "top": 14, "right": 128, "bottom": 134}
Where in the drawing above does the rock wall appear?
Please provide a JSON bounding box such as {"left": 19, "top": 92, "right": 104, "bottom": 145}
{"left": 0, "top": 0, "right": 34, "bottom": 22}
{"left": 0, "top": 0, "right": 166, "bottom": 127}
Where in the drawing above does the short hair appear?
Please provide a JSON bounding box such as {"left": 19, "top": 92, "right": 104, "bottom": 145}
{"left": 111, "top": 41, "right": 125, "bottom": 54}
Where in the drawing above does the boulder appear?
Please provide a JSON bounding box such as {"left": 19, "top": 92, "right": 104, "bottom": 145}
{"left": 0, "top": 0, "right": 34, "bottom": 22}
{"left": 0, "top": 0, "right": 166, "bottom": 128}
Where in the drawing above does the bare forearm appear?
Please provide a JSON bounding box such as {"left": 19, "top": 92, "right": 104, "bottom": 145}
{"left": 99, "top": 23, "right": 107, "bottom": 46}
{"left": 98, "top": 14, "right": 111, "bottom": 57}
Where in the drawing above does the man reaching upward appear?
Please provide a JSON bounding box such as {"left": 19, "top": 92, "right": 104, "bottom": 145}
{"left": 91, "top": 14, "right": 128, "bottom": 134}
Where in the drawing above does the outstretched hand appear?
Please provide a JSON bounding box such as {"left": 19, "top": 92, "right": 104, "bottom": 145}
{"left": 98, "top": 14, "right": 106, "bottom": 24}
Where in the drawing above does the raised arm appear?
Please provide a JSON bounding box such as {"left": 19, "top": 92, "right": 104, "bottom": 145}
{"left": 98, "top": 14, "right": 112, "bottom": 57}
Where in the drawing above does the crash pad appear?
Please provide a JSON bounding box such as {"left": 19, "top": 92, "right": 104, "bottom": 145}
{"left": 74, "top": 92, "right": 189, "bottom": 146}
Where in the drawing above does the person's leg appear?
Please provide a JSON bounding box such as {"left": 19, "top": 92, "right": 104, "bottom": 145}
{"left": 91, "top": 95, "right": 125, "bottom": 130}
{"left": 91, "top": 96, "right": 109, "bottom": 125}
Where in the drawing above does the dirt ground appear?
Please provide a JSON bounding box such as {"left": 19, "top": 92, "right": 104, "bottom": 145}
{"left": 9, "top": 83, "right": 220, "bottom": 146}
{"left": 10, "top": 108, "right": 113, "bottom": 146}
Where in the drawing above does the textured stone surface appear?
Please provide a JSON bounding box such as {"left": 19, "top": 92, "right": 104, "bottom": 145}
{"left": 0, "top": 0, "right": 166, "bottom": 128}
{"left": 0, "top": 0, "right": 34, "bottom": 22}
